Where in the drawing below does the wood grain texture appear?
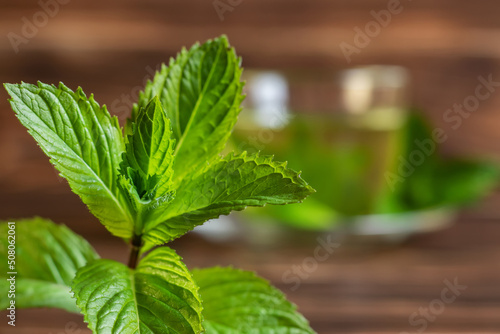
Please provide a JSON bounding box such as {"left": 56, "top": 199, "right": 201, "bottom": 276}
{"left": 1, "top": 1, "right": 500, "bottom": 333}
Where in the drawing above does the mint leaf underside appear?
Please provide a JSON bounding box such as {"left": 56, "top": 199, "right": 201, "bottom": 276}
{"left": 4, "top": 82, "right": 134, "bottom": 239}
{"left": 72, "top": 247, "right": 203, "bottom": 334}
{"left": 142, "top": 152, "right": 315, "bottom": 250}
{"left": 133, "top": 35, "right": 245, "bottom": 186}
{"left": 192, "top": 267, "right": 316, "bottom": 333}
{"left": 0, "top": 218, "right": 99, "bottom": 312}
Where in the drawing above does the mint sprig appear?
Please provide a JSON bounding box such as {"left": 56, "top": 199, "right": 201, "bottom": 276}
{"left": 3, "top": 36, "right": 316, "bottom": 334}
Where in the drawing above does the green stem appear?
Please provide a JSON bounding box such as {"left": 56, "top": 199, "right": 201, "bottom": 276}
{"left": 128, "top": 234, "right": 142, "bottom": 269}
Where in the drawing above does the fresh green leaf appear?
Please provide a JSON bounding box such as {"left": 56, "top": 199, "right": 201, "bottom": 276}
{"left": 4, "top": 82, "right": 134, "bottom": 238}
{"left": 133, "top": 35, "right": 245, "bottom": 185}
{"left": 192, "top": 267, "right": 316, "bottom": 333}
{"left": 0, "top": 218, "right": 99, "bottom": 312}
{"left": 72, "top": 247, "right": 203, "bottom": 334}
{"left": 120, "top": 97, "right": 176, "bottom": 234}
{"left": 142, "top": 152, "right": 315, "bottom": 249}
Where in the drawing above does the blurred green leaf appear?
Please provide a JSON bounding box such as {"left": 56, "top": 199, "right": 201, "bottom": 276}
{"left": 376, "top": 111, "right": 500, "bottom": 212}
{"left": 244, "top": 197, "right": 338, "bottom": 230}
{"left": 0, "top": 218, "right": 98, "bottom": 312}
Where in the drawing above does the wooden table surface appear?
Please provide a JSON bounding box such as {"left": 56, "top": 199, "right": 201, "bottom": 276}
{"left": 1, "top": 1, "right": 500, "bottom": 332}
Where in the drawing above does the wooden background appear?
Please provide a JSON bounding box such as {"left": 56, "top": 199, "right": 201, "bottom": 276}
{"left": 1, "top": 0, "right": 500, "bottom": 333}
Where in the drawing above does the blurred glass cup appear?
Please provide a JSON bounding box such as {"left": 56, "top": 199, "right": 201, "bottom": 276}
{"left": 332, "top": 65, "right": 410, "bottom": 215}
{"left": 340, "top": 65, "right": 409, "bottom": 129}
{"left": 228, "top": 66, "right": 410, "bottom": 233}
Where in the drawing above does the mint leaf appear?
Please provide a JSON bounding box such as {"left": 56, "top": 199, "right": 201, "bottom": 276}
{"left": 4, "top": 82, "right": 134, "bottom": 238}
{"left": 120, "top": 97, "right": 176, "bottom": 234}
{"left": 4, "top": 36, "right": 317, "bottom": 333}
{"left": 142, "top": 152, "right": 315, "bottom": 249}
{"left": 192, "top": 267, "right": 316, "bottom": 333}
{"left": 72, "top": 247, "right": 203, "bottom": 334}
{"left": 133, "top": 36, "right": 244, "bottom": 185}
{"left": 0, "top": 218, "right": 98, "bottom": 312}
